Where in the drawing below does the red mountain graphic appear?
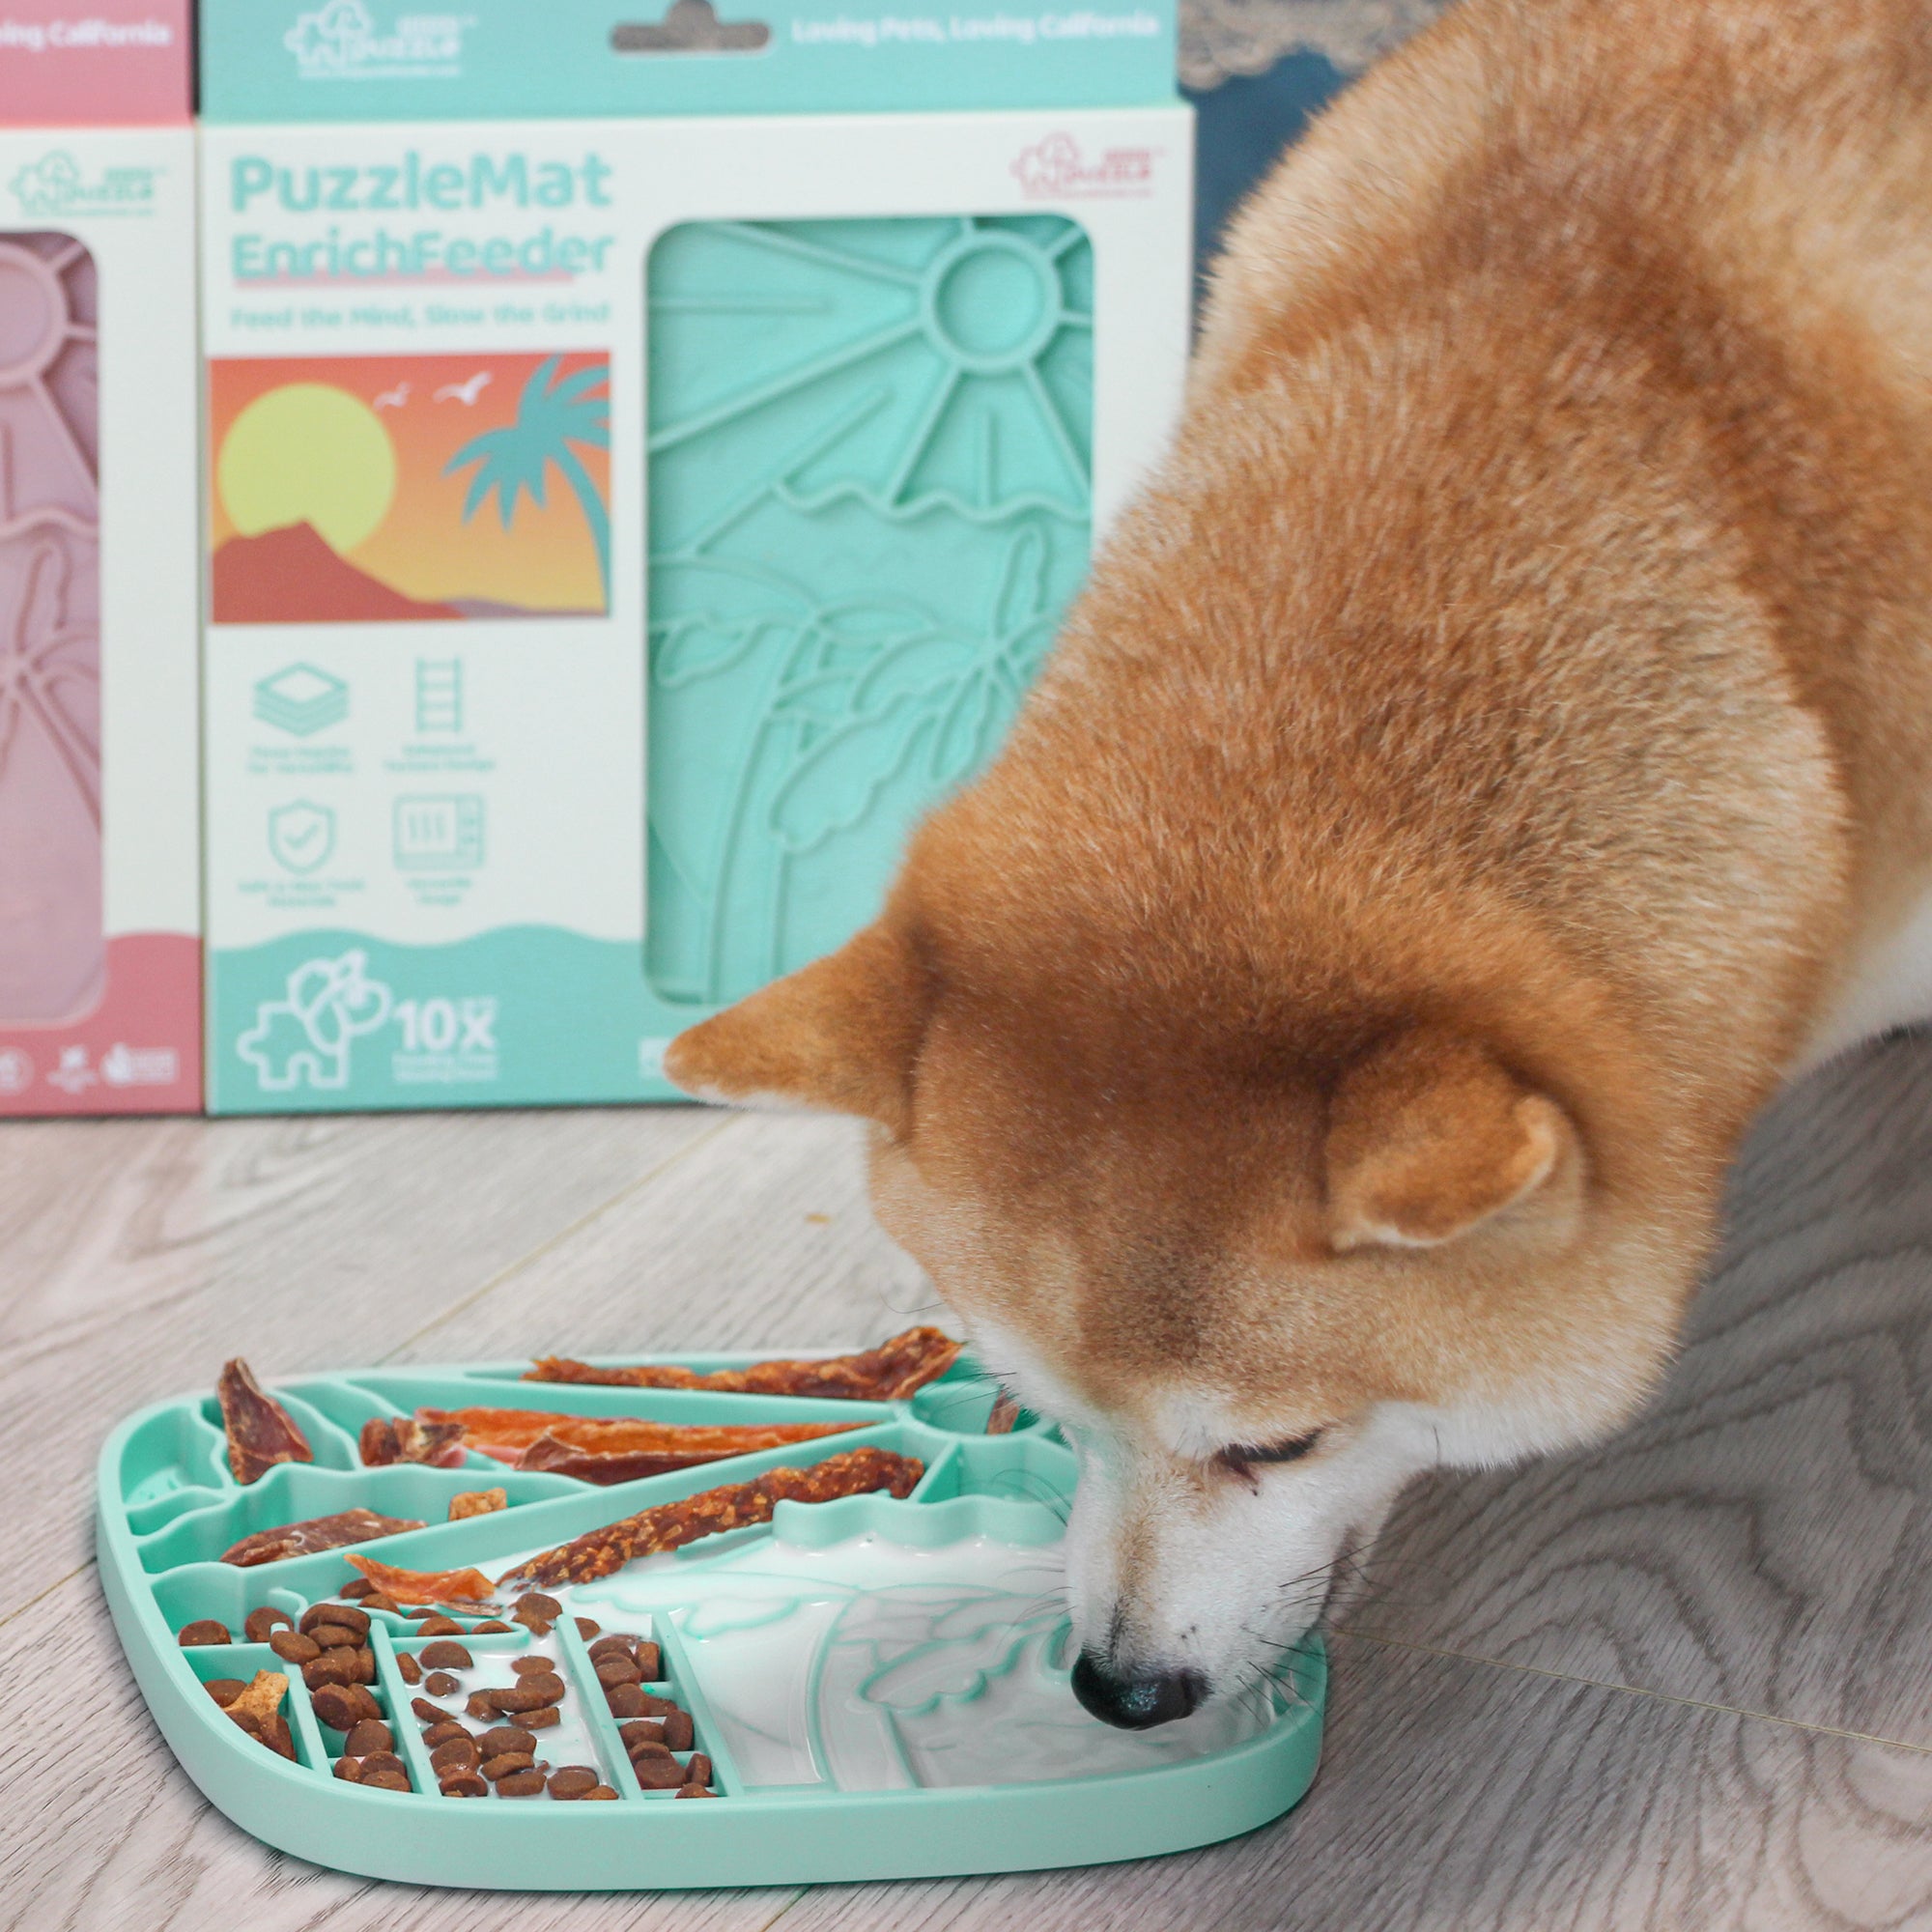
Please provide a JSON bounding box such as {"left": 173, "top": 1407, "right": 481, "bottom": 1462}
{"left": 212, "top": 523, "right": 463, "bottom": 624}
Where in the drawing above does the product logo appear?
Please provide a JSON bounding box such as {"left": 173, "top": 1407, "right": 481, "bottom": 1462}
{"left": 238, "top": 950, "right": 392, "bottom": 1091}
{"left": 1010, "top": 131, "right": 1157, "bottom": 200}
{"left": 46, "top": 1043, "right": 97, "bottom": 1094}
{"left": 285, "top": 0, "right": 470, "bottom": 79}
{"left": 9, "top": 150, "right": 158, "bottom": 218}
{"left": 0, "top": 1048, "right": 31, "bottom": 1094}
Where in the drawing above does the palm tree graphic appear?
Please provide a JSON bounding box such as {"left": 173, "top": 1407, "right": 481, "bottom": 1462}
{"left": 443, "top": 355, "right": 611, "bottom": 607}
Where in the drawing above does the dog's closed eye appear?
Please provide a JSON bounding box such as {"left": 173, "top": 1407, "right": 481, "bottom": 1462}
{"left": 1215, "top": 1431, "right": 1323, "bottom": 1478}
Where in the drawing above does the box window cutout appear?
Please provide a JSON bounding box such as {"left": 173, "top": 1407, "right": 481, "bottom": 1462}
{"left": 0, "top": 232, "right": 102, "bottom": 1026}
{"left": 645, "top": 213, "right": 1094, "bottom": 1008}
{"left": 613, "top": 1, "right": 771, "bottom": 53}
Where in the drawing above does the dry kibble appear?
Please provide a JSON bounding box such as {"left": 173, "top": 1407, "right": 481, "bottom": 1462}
{"left": 448, "top": 1488, "right": 507, "bottom": 1521}
{"left": 595, "top": 1655, "right": 641, "bottom": 1689}
{"left": 631, "top": 1751, "right": 684, "bottom": 1790}
{"left": 547, "top": 1766, "right": 600, "bottom": 1800}
{"left": 440, "top": 1773, "right": 489, "bottom": 1798}
{"left": 512, "top": 1591, "right": 561, "bottom": 1620}
{"left": 243, "top": 1607, "right": 293, "bottom": 1642}
{"left": 619, "top": 1719, "right": 665, "bottom": 1749}
{"left": 423, "top": 1671, "right": 462, "bottom": 1698}
{"left": 361, "top": 1768, "right": 412, "bottom": 1792}
{"left": 522, "top": 1706, "right": 562, "bottom": 1731}
{"left": 394, "top": 1651, "right": 423, "bottom": 1686}
{"left": 339, "top": 1577, "right": 376, "bottom": 1599}
{"left": 683, "top": 1753, "right": 714, "bottom": 1788}
{"left": 480, "top": 1750, "right": 535, "bottom": 1781}
{"left": 519, "top": 1671, "right": 567, "bottom": 1707}
{"left": 586, "top": 1634, "right": 634, "bottom": 1662}
{"left": 342, "top": 1719, "right": 394, "bottom": 1755}
{"left": 333, "top": 1755, "right": 362, "bottom": 1781}
{"left": 415, "top": 1614, "right": 465, "bottom": 1636}
{"left": 496, "top": 1770, "right": 546, "bottom": 1797}
{"left": 431, "top": 1737, "right": 482, "bottom": 1776}
{"left": 203, "top": 1677, "right": 247, "bottom": 1706}
{"left": 674, "top": 1784, "right": 719, "bottom": 1798}
{"left": 418, "top": 1640, "right": 472, "bottom": 1671}
{"left": 510, "top": 1654, "right": 555, "bottom": 1677}
{"left": 412, "top": 1696, "right": 455, "bottom": 1724}
{"left": 471, "top": 1620, "right": 512, "bottom": 1634}
{"left": 421, "top": 1720, "right": 471, "bottom": 1748}
{"left": 361, "top": 1591, "right": 400, "bottom": 1613}
{"left": 302, "top": 1652, "right": 353, "bottom": 1690}
{"left": 584, "top": 1785, "right": 619, "bottom": 1800}
{"left": 484, "top": 1685, "right": 549, "bottom": 1715}
{"left": 661, "top": 1710, "right": 695, "bottom": 1752}
{"left": 357, "top": 1750, "right": 409, "bottom": 1781}
{"left": 177, "top": 1619, "right": 232, "bottom": 1647}
{"left": 466, "top": 1692, "right": 499, "bottom": 1721}
{"left": 269, "top": 1630, "right": 320, "bottom": 1665}
{"left": 606, "top": 1684, "right": 646, "bottom": 1719}
{"left": 636, "top": 1642, "right": 663, "bottom": 1682}
{"left": 574, "top": 1617, "right": 600, "bottom": 1640}
{"left": 312, "top": 1683, "right": 383, "bottom": 1732}
{"left": 301, "top": 1604, "right": 371, "bottom": 1636}
{"left": 473, "top": 1725, "right": 536, "bottom": 1755}
{"left": 348, "top": 1646, "right": 377, "bottom": 1685}
{"left": 308, "top": 1622, "right": 359, "bottom": 1649}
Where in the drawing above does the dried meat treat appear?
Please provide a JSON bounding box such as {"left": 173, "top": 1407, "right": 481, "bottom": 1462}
{"left": 177, "top": 1619, "right": 231, "bottom": 1646}
{"left": 985, "top": 1392, "right": 1022, "bottom": 1435}
{"left": 497, "top": 1447, "right": 924, "bottom": 1591}
{"left": 525, "top": 1325, "right": 959, "bottom": 1402}
{"left": 344, "top": 1555, "right": 497, "bottom": 1602}
{"left": 359, "top": 1414, "right": 467, "bottom": 1468}
{"left": 217, "top": 1359, "right": 315, "bottom": 1485}
{"left": 448, "top": 1487, "right": 507, "bottom": 1520}
{"left": 426, "top": 1406, "right": 863, "bottom": 1472}
{"left": 225, "top": 1669, "right": 288, "bottom": 1729}
{"left": 220, "top": 1509, "right": 425, "bottom": 1568}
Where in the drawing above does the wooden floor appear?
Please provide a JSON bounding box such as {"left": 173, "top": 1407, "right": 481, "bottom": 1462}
{"left": 8, "top": 1032, "right": 1932, "bottom": 1929}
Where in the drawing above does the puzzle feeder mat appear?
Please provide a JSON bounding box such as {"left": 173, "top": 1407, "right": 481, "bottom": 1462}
{"left": 99, "top": 1354, "right": 1323, "bottom": 1888}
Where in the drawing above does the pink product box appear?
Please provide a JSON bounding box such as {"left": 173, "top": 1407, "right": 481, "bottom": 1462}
{"left": 0, "top": 4, "right": 191, "bottom": 126}
{"left": 0, "top": 114, "right": 199, "bottom": 1114}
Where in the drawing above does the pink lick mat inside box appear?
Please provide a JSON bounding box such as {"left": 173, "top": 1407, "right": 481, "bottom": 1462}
{"left": 0, "top": 232, "right": 101, "bottom": 1030}
{"left": 0, "top": 4, "right": 191, "bottom": 126}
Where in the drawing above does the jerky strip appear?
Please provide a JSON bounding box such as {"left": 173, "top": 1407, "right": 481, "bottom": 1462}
{"left": 525, "top": 1326, "right": 960, "bottom": 1403}
{"left": 344, "top": 1554, "right": 498, "bottom": 1603}
{"left": 359, "top": 1415, "right": 467, "bottom": 1468}
{"left": 217, "top": 1358, "right": 313, "bottom": 1485}
{"left": 221, "top": 1507, "right": 426, "bottom": 1567}
{"left": 516, "top": 1437, "right": 790, "bottom": 1486}
{"left": 429, "top": 1407, "right": 862, "bottom": 1466}
{"left": 498, "top": 1446, "right": 924, "bottom": 1591}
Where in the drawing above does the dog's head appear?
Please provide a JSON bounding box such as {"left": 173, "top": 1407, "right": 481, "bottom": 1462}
{"left": 665, "top": 791, "right": 1709, "bottom": 1725}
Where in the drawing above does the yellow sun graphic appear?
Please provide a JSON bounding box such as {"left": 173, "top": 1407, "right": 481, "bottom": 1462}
{"left": 217, "top": 383, "right": 397, "bottom": 555}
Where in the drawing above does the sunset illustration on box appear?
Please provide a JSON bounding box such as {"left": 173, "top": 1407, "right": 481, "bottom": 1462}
{"left": 208, "top": 352, "right": 611, "bottom": 623}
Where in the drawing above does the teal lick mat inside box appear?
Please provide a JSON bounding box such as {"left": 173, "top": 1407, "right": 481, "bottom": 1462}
{"left": 99, "top": 1351, "right": 1323, "bottom": 1888}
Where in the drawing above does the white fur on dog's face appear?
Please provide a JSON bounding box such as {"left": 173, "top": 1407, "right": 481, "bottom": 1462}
{"left": 964, "top": 1318, "right": 1618, "bottom": 1701}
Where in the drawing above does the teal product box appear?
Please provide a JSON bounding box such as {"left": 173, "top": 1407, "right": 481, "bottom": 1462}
{"left": 198, "top": 19, "right": 1194, "bottom": 1113}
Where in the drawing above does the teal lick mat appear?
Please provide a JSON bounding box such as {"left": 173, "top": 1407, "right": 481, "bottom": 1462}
{"left": 99, "top": 1352, "right": 1324, "bottom": 1888}
{"left": 645, "top": 213, "right": 1094, "bottom": 1009}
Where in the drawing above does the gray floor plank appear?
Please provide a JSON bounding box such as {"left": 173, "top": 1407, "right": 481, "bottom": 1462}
{"left": 0, "top": 1105, "right": 723, "bottom": 1615}
{"left": 387, "top": 1111, "right": 940, "bottom": 1368}
{"left": 763, "top": 1634, "right": 1932, "bottom": 1932}
{"left": 1347, "top": 1029, "right": 1932, "bottom": 1748}
{"left": 0, "top": 1566, "right": 800, "bottom": 1932}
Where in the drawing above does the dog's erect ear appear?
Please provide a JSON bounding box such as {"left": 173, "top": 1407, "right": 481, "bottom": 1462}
{"left": 1325, "top": 1029, "right": 1572, "bottom": 1251}
{"left": 662, "top": 922, "right": 928, "bottom": 1133}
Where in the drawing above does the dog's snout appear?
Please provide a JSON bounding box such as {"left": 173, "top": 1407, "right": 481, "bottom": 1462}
{"left": 1069, "top": 1650, "right": 1205, "bottom": 1729}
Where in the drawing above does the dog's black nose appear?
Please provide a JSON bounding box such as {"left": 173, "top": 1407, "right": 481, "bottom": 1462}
{"left": 1069, "top": 1651, "right": 1206, "bottom": 1729}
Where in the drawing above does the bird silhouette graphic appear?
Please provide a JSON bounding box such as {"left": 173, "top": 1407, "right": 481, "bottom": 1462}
{"left": 372, "top": 381, "right": 411, "bottom": 411}
{"left": 434, "top": 371, "right": 494, "bottom": 406}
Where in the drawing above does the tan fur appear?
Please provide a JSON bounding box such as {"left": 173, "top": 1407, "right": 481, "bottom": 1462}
{"left": 668, "top": 0, "right": 1932, "bottom": 1703}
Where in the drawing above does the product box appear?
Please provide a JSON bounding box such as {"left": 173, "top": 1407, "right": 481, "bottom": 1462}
{"left": 198, "top": 0, "right": 1192, "bottom": 1112}
{"left": 0, "top": 1, "right": 200, "bottom": 1116}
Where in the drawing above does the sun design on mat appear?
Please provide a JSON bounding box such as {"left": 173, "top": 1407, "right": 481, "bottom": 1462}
{"left": 0, "top": 532, "right": 99, "bottom": 817}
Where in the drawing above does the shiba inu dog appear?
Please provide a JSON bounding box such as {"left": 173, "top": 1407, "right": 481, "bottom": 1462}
{"left": 667, "top": 0, "right": 1932, "bottom": 1727}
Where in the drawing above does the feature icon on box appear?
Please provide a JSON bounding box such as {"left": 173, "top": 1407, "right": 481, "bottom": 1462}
{"left": 394, "top": 793, "right": 484, "bottom": 870}
{"left": 268, "top": 799, "right": 336, "bottom": 874}
{"left": 414, "top": 657, "right": 464, "bottom": 734}
{"left": 254, "top": 662, "right": 348, "bottom": 736}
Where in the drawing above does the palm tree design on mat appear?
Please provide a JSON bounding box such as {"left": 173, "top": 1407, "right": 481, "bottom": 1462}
{"left": 444, "top": 355, "right": 611, "bottom": 607}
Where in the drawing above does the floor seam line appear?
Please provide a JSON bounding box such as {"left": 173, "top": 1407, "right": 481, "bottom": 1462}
{"left": 753, "top": 1887, "right": 810, "bottom": 1930}
{"left": 0, "top": 1557, "right": 93, "bottom": 1633}
{"left": 373, "top": 1111, "right": 741, "bottom": 1363}
{"left": 1336, "top": 1625, "right": 1932, "bottom": 1756}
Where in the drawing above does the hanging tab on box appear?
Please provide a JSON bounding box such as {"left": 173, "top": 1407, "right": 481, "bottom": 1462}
{"left": 612, "top": 0, "right": 771, "bottom": 52}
